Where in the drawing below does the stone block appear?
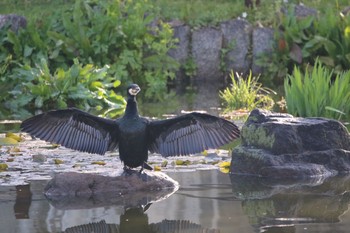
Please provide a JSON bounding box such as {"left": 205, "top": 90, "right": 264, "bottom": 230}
{"left": 192, "top": 27, "right": 222, "bottom": 81}
{"left": 220, "top": 19, "right": 252, "bottom": 75}
{"left": 251, "top": 27, "right": 274, "bottom": 75}
{"left": 0, "top": 14, "right": 27, "bottom": 32}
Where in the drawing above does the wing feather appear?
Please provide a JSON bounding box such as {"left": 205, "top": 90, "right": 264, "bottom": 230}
{"left": 21, "top": 108, "right": 119, "bottom": 155}
{"left": 147, "top": 112, "right": 240, "bottom": 157}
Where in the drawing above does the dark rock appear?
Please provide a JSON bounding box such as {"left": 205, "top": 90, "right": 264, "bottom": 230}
{"left": 242, "top": 109, "right": 350, "bottom": 153}
{"left": 230, "top": 109, "right": 350, "bottom": 177}
{"left": 220, "top": 19, "right": 252, "bottom": 76}
{"left": 44, "top": 171, "right": 178, "bottom": 209}
{"left": 251, "top": 27, "right": 274, "bottom": 75}
{"left": 192, "top": 27, "right": 222, "bottom": 81}
{"left": 0, "top": 14, "right": 27, "bottom": 32}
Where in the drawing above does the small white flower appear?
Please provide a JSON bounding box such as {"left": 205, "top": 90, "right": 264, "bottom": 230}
{"left": 242, "top": 12, "right": 247, "bottom": 18}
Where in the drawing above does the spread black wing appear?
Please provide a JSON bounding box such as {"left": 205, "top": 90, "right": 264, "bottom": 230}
{"left": 20, "top": 108, "right": 119, "bottom": 155}
{"left": 147, "top": 112, "right": 240, "bottom": 157}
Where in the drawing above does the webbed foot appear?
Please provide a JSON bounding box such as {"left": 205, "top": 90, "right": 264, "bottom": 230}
{"left": 122, "top": 163, "right": 152, "bottom": 176}
{"left": 122, "top": 166, "right": 135, "bottom": 176}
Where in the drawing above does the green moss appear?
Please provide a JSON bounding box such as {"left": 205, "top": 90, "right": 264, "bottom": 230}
{"left": 242, "top": 125, "right": 275, "bottom": 149}
{"left": 233, "top": 146, "right": 270, "bottom": 161}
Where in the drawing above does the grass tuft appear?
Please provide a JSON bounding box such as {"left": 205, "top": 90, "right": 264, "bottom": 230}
{"left": 220, "top": 71, "right": 275, "bottom": 112}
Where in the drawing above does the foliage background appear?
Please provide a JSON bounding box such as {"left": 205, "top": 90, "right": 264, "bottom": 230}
{"left": 0, "top": 0, "right": 350, "bottom": 122}
{"left": 0, "top": 0, "right": 179, "bottom": 119}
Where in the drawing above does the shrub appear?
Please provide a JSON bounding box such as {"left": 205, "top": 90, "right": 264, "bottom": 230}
{"left": 256, "top": 6, "right": 315, "bottom": 86}
{"left": 0, "top": 0, "right": 179, "bottom": 117}
{"left": 257, "top": 4, "right": 350, "bottom": 86}
{"left": 220, "top": 71, "right": 275, "bottom": 111}
{"left": 2, "top": 58, "right": 125, "bottom": 119}
{"left": 284, "top": 59, "right": 350, "bottom": 121}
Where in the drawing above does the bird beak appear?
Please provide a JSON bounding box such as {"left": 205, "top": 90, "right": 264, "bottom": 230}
{"left": 129, "top": 86, "right": 141, "bottom": 96}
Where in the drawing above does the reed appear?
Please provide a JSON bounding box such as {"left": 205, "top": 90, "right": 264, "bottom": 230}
{"left": 284, "top": 59, "right": 350, "bottom": 120}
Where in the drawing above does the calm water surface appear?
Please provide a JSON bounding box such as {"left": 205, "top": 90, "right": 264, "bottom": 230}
{"left": 1, "top": 83, "right": 350, "bottom": 232}
{"left": 1, "top": 170, "right": 350, "bottom": 233}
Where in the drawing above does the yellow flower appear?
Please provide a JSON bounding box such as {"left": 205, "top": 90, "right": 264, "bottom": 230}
{"left": 219, "top": 161, "right": 231, "bottom": 174}
{"left": 345, "top": 26, "right": 350, "bottom": 38}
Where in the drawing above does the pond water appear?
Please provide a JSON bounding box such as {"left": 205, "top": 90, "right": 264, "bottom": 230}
{"left": 1, "top": 170, "right": 350, "bottom": 233}
{"left": 1, "top": 82, "right": 350, "bottom": 233}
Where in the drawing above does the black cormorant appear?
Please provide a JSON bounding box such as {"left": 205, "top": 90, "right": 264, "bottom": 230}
{"left": 21, "top": 84, "right": 240, "bottom": 171}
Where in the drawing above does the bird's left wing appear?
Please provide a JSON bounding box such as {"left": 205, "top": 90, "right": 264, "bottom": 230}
{"left": 21, "top": 108, "right": 119, "bottom": 155}
{"left": 147, "top": 112, "right": 240, "bottom": 157}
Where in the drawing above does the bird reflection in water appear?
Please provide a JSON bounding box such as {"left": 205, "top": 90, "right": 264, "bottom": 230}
{"left": 64, "top": 206, "right": 220, "bottom": 233}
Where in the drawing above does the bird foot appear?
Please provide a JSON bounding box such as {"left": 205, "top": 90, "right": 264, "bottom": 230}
{"left": 122, "top": 166, "right": 136, "bottom": 176}
{"left": 122, "top": 162, "right": 153, "bottom": 176}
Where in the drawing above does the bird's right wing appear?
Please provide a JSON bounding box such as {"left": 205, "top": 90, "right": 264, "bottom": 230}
{"left": 21, "top": 108, "right": 119, "bottom": 155}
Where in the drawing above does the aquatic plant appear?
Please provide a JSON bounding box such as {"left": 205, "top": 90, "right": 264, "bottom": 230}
{"left": 284, "top": 59, "right": 350, "bottom": 120}
{"left": 220, "top": 71, "right": 275, "bottom": 111}
{"left": 4, "top": 58, "right": 125, "bottom": 118}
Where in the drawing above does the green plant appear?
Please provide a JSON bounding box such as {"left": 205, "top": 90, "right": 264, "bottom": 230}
{"left": 303, "top": 10, "right": 350, "bottom": 73}
{"left": 183, "top": 57, "right": 197, "bottom": 78}
{"left": 258, "top": 4, "right": 350, "bottom": 87}
{"left": 0, "top": 0, "right": 179, "bottom": 109}
{"left": 284, "top": 59, "right": 350, "bottom": 120}
{"left": 220, "top": 38, "right": 236, "bottom": 73}
{"left": 4, "top": 58, "right": 125, "bottom": 119}
{"left": 220, "top": 71, "right": 275, "bottom": 111}
{"left": 256, "top": 6, "right": 315, "bottom": 86}
{"left": 245, "top": 0, "right": 284, "bottom": 26}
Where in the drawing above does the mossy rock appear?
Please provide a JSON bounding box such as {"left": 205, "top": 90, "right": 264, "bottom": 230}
{"left": 231, "top": 109, "right": 350, "bottom": 177}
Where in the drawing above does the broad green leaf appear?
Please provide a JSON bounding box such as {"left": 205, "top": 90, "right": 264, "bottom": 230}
{"left": 23, "top": 45, "right": 33, "bottom": 57}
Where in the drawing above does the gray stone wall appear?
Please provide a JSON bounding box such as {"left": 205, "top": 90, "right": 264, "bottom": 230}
{"left": 168, "top": 18, "right": 274, "bottom": 82}
{"left": 167, "top": 4, "right": 323, "bottom": 82}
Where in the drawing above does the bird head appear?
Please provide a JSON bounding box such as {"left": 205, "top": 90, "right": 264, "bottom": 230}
{"left": 127, "top": 84, "right": 141, "bottom": 96}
